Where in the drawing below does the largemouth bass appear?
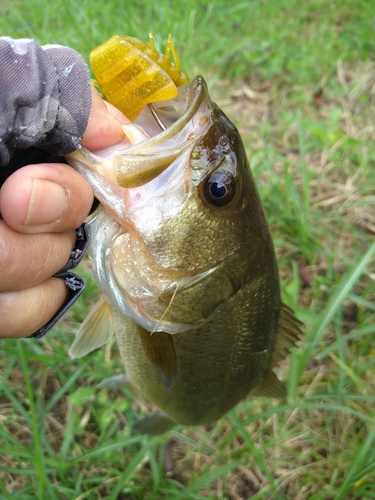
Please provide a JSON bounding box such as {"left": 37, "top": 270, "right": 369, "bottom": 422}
{"left": 67, "top": 37, "right": 302, "bottom": 435}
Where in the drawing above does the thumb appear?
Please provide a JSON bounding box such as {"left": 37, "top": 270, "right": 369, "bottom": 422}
{"left": 80, "top": 86, "right": 130, "bottom": 150}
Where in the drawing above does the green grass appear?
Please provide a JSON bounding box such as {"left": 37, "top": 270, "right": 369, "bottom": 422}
{"left": 1, "top": 0, "right": 375, "bottom": 498}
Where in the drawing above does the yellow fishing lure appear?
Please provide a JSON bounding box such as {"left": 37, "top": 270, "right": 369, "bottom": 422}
{"left": 90, "top": 34, "right": 190, "bottom": 120}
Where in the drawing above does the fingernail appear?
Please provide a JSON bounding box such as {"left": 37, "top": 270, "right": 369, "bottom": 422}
{"left": 25, "top": 179, "right": 70, "bottom": 226}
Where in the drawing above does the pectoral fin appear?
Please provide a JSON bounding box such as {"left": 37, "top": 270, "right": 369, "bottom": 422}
{"left": 138, "top": 328, "right": 177, "bottom": 388}
{"left": 69, "top": 296, "right": 114, "bottom": 358}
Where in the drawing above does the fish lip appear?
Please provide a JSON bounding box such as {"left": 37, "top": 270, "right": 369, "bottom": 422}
{"left": 126, "top": 76, "right": 209, "bottom": 152}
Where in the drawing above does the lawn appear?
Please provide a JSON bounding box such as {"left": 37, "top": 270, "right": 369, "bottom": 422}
{"left": 1, "top": 1, "right": 375, "bottom": 498}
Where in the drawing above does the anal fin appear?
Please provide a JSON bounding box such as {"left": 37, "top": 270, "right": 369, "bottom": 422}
{"left": 132, "top": 413, "right": 175, "bottom": 436}
{"left": 251, "top": 369, "right": 287, "bottom": 398}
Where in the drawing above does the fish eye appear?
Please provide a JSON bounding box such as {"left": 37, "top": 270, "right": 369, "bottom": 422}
{"left": 204, "top": 169, "right": 235, "bottom": 206}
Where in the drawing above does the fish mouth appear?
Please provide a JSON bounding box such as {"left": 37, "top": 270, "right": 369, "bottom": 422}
{"left": 126, "top": 76, "right": 208, "bottom": 151}
{"left": 67, "top": 76, "right": 211, "bottom": 189}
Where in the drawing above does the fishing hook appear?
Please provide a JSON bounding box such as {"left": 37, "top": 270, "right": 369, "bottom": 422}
{"left": 148, "top": 103, "right": 167, "bottom": 131}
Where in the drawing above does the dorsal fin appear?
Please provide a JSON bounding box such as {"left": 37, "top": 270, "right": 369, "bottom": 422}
{"left": 138, "top": 328, "right": 177, "bottom": 388}
{"left": 271, "top": 302, "right": 303, "bottom": 365}
{"left": 69, "top": 296, "right": 114, "bottom": 359}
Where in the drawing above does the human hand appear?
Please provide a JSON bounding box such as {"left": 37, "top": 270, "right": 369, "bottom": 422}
{"left": 0, "top": 87, "right": 127, "bottom": 338}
